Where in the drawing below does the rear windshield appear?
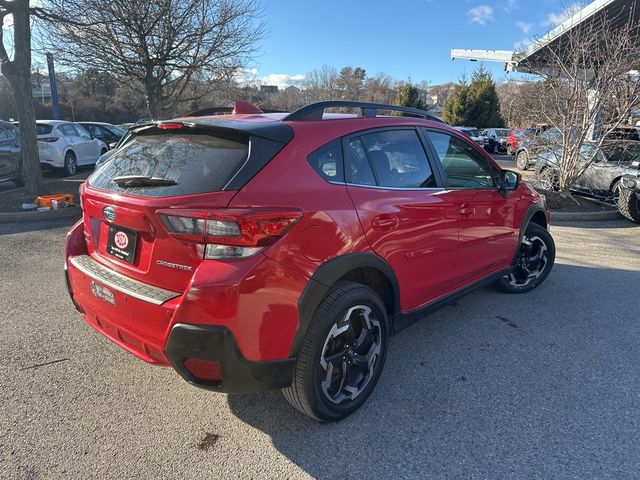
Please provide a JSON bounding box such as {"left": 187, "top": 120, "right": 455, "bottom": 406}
{"left": 88, "top": 132, "right": 249, "bottom": 197}
{"left": 37, "top": 124, "right": 53, "bottom": 135}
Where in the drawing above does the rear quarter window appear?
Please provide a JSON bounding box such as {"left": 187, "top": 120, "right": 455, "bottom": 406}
{"left": 36, "top": 124, "right": 53, "bottom": 135}
{"left": 307, "top": 139, "right": 344, "bottom": 182}
{"left": 88, "top": 132, "right": 249, "bottom": 197}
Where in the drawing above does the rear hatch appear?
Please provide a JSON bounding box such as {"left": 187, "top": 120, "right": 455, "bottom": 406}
{"left": 82, "top": 121, "right": 292, "bottom": 293}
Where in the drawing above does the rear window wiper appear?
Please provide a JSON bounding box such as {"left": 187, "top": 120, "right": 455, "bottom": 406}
{"left": 112, "top": 175, "right": 177, "bottom": 187}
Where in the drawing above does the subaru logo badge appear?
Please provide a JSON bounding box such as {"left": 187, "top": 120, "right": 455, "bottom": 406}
{"left": 103, "top": 206, "right": 116, "bottom": 222}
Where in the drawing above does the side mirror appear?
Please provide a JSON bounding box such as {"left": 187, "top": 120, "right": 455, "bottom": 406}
{"left": 499, "top": 170, "right": 520, "bottom": 195}
{"left": 108, "top": 142, "right": 117, "bottom": 150}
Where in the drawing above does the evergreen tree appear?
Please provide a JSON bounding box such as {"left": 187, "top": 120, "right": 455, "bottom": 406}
{"left": 395, "top": 82, "right": 427, "bottom": 110}
{"left": 442, "top": 78, "right": 470, "bottom": 125}
{"left": 465, "top": 65, "right": 505, "bottom": 127}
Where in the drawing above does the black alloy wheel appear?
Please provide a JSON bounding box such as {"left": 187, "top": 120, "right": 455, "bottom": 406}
{"left": 283, "top": 282, "right": 389, "bottom": 422}
{"left": 493, "top": 222, "right": 555, "bottom": 293}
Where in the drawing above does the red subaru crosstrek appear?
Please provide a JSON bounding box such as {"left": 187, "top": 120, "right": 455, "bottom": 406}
{"left": 64, "top": 101, "right": 555, "bottom": 421}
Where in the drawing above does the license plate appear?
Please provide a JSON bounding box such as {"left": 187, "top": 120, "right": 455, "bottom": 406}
{"left": 107, "top": 225, "right": 137, "bottom": 264}
{"left": 90, "top": 281, "right": 115, "bottom": 305}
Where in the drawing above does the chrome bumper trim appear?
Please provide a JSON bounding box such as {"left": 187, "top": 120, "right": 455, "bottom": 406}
{"left": 69, "top": 255, "right": 180, "bottom": 305}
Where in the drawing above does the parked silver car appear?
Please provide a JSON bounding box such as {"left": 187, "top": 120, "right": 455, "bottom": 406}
{"left": 454, "top": 127, "right": 486, "bottom": 147}
{"left": 534, "top": 141, "right": 640, "bottom": 204}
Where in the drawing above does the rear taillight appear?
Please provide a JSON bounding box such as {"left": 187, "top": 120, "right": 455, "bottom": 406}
{"left": 157, "top": 208, "right": 302, "bottom": 259}
{"left": 39, "top": 137, "right": 59, "bottom": 143}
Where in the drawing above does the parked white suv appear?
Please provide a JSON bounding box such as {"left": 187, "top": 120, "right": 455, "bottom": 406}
{"left": 37, "top": 120, "right": 108, "bottom": 176}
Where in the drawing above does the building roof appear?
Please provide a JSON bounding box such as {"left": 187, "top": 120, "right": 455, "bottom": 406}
{"left": 451, "top": 0, "right": 640, "bottom": 73}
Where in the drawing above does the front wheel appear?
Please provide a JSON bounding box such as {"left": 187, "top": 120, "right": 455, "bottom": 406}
{"left": 618, "top": 187, "right": 640, "bottom": 223}
{"left": 493, "top": 222, "right": 555, "bottom": 293}
{"left": 283, "top": 282, "right": 389, "bottom": 422}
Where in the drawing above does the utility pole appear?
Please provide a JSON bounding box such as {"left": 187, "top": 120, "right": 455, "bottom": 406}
{"left": 46, "top": 53, "right": 61, "bottom": 120}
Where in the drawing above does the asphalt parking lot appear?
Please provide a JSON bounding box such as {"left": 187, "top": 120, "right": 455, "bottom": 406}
{"left": 2, "top": 215, "right": 640, "bottom": 479}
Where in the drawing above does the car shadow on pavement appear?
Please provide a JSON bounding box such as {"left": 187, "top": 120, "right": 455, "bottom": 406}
{"left": 227, "top": 263, "right": 640, "bottom": 479}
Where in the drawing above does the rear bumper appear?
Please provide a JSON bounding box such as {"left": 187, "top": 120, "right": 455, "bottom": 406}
{"left": 165, "top": 324, "right": 295, "bottom": 392}
{"left": 64, "top": 220, "right": 305, "bottom": 392}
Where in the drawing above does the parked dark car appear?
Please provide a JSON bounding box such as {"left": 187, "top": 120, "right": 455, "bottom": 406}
{"left": 534, "top": 141, "right": 640, "bottom": 205}
{"left": 481, "top": 128, "right": 510, "bottom": 153}
{"left": 0, "top": 119, "right": 23, "bottom": 186}
{"left": 77, "top": 122, "right": 126, "bottom": 149}
{"left": 515, "top": 127, "right": 562, "bottom": 170}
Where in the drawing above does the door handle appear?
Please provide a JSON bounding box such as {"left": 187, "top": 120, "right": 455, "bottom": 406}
{"left": 459, "top": 204, "right": 474, "bottom": 216}
{"left": 371, "top": 214, "right": 399, "bottom": 231}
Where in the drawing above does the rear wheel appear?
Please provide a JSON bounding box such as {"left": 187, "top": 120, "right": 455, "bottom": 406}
{"left": 63, "top": 151, "right": 77, "bottom": 177}
{"left": 283, "top": 282, "right": 389, "bottom": 422}
{"left": 516, "top": 150, "right": 529, "bottom": 170}
{"left": 618, "top": 187, "right": 640, "bottom": 223}
{"left": 493, "top": 223, "right": 555, "bottom": 293}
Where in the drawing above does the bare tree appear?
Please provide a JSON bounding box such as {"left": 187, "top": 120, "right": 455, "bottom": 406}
{"left": 1, "top": 0, "right": 46, "bottom": 195}
{"left": 520, "top": 11, "right": 640, "bottom": 194}
{"left": 41, "top": 0, "right": 264, "bottom": 119}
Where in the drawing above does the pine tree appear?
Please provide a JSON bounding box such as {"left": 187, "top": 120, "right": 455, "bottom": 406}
{"left": 465, "top": 65, "right": 505, "bottom": 127}
{"left": 395, "top": 82, "right": 427, "bottom": 110}
{"left": 442, "top": 78, "right": 470, "bottom": 125}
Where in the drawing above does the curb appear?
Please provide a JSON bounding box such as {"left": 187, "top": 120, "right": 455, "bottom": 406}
{"left": 551, "top": 209, "right": 621, "bottom": 222}
{"left": 0, "top": 207, "right": 82, "bottom": 223}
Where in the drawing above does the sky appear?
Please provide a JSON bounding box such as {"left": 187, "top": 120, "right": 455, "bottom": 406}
{"left": 248, "top": 0, "right": 584, "bottom": 87}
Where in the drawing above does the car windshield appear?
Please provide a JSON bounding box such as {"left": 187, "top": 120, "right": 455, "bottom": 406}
{"left": 107, "top": 125, "right": 127, "bottom": 137}
{"left": 88, "top": 131, "right": 249, "bottom": 197}
{"left": 460, "top": 129, "right": 480, "bottom": 137}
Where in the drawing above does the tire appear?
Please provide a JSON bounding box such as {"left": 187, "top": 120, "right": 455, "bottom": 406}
{"left": 283, "top": 281, "right": 390, "bottom": 422}
{"left": 610, "top": 181, "right": 623, "bottom": 208}
{"left": 493, "top": 223, "right": 555, "bottom": 294}
{"left": 63, "top": 151, "right": 77, "bottom": 177}
{"left": 100, "top": 148, "right": 108, "bottom": 156}
{"left": 537, "top": 167, "right": 559, "bottom": 191}
{"left": 507, "top": 146, "right": 514, "bottom": 156}
{"left": 618, "top": 187, "right": 640, "bottom": 223}
{"left": 516, "top": 151, "right": 529, "bottom": 170}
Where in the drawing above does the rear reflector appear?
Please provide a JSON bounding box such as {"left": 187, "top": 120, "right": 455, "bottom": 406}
{"left": 184, "top": 358, "right": 222, "bottom": 383}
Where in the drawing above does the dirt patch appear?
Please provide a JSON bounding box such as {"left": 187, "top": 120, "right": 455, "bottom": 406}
{"left": 0, "top": 172, "right": 88, "bottom": 213}
{"left": 538, "top": 190, "right": 616, "bottom": 213}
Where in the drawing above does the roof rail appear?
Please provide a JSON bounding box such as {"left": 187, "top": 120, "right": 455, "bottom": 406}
{"left": 282, "top": 100, "right": 446, "bottom": 123}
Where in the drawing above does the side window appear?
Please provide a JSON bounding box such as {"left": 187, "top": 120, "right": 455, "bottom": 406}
{"left": 74, "top": 125, "right": 92, "bottom": 139}
{"left": 307, "top": 139, "right": 344, "bottom": 183}
{"left": 59, "top": 124, "right": 76, "bottom": 137}
{"left": 359, "top": 129, "right": 436, "bottom": 188}
{"left": 424, "top": 130, "right": 496, "bottom": 189}
{"left": 0, "top": 126, "right": 8, "bottom": 141}
{"left": 83, "top": 125, "right": 97, "bottom": 136}
{"left": 345, "top": 137, "right": 376, "bottom": 186}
